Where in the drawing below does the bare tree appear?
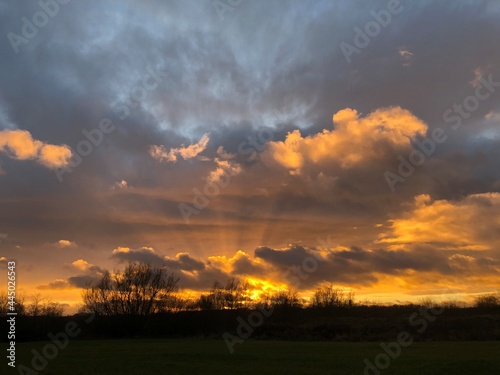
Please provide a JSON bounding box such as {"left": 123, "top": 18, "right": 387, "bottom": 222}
{"left": 26, "top": 294, "right": 44, "bottom": 316}
{"left": 474, "top": 294, "right": 500, "bottom": 308}
{"left": 82, "top": 262, "right": 179, "bottom": 316}
{"left": 269, "top": 289, "right": 301, "bottom": 309}
{"left": 0, "top": 292, "right": 8, "bottom": 316}
{"left": 197, "top": 278, "right": 250, "bottom": 310}
{"left": 197, "top": 293, "right": 216, "bottom": 310}
{"left": 311, "top": 285, "right": 355, "bottom": 308}
{"left": 25, "top": 294, "right": 64, "bottom": 317}
{"left": 222, "top": 278, "right": 250, "bottom": 309}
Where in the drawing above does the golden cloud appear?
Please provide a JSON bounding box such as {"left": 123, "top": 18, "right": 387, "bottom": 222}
{"left": 265, "top": 107, "right": 427, "bottom": 174}
{"left": 70, "top": 259, "right": 92, "bottom": 271}
{"left": 112, "top": 246, "right": 133, "bottom": 254}
{"left": 0, "top": 129, "right": 71, "bottom": 168}
{"left": 207, "top": 158, "right": 242, "bottom": 183}
{"left": 57, "top": 239, "right": 77, "bottom": 248}
{"left": 379, "top": 193, "right": 500, "bottom": 251}
{"left": 150, "top": 133, "right": 210, "bottom": 162}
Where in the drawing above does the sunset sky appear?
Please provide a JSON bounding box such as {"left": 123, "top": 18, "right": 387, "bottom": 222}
{"left": 1, "top": 0, "right": 500, "bottom": 313}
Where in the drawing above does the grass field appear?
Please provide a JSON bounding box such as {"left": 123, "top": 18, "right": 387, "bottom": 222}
{"left": 6, "top": 339, "right": 500, "bottom": 375}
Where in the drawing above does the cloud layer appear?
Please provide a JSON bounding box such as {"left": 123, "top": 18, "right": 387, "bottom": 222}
{"left": 1, "top": 0, "right": 500, "bottom": 311}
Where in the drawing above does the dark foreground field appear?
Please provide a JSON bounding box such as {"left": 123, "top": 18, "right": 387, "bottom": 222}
{"left": 6, "top": 339, "right": 500, "bottom": 375}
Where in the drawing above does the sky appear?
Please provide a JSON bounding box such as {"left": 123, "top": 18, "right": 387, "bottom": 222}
{"left": 1, "top": 0, "right": 500, "bottom": 313}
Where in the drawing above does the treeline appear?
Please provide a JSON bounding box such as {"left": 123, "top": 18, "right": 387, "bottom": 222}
{"left": 0, "top": 293, "right": 64, "bottom": 317}
{"left": 1, "top": 262, "right": 499, "bottom": 318}
{"left": 2, "top": 302, "right": 500, "bottom": 343}
{"left": 1, "top": 262, "right": 499, "bottom": 343}
{"left": 78, "top": 262, "right": 499, "bottom": 315}
{"left": 78, "top": 262, "right": 357, "bottom": 315}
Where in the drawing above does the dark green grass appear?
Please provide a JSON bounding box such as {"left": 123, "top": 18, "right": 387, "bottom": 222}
{"left": 6, "top": 339, "right": 500, "bottom": 375}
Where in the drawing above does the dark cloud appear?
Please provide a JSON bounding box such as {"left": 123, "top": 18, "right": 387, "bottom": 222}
{"left": 111, "top": 247, "right": 166, "bottom": 265}
{"left": 255, "top": 244, "right": 500, "bottom": 288}
{"left": 67, "top": 275, "right": 102, "bottom": 289}
{"left": 255, "top": 245, "right": 314, "bottom": 268}
{"left": 37, "top": 280, "right": 69, "bottom": 290}
{"left": 231, "top": 253, "right": 267, "bottom": 277}
{"left": 176, "top": 266, "right": 232, "bottom": 291}
{"left": 165, "top": 253, "right": 205, "bottom": 272}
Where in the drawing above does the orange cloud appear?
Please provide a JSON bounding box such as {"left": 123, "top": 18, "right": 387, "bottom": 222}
{"left": 265, "top": 107, "right": 427, "bottom": 174}
{"left": 70, "top": 259, "right": 92, "bottom": 271}
{"left": 112, "top": 246, "right": 133, "bottom": 254}
{"left": 207, "top": 158, "right": 242, "bottom": 183}
{"left": 57, "top": 240, "right": 77, "bottom": 248}
{"left": 0, "top": 129, "right": 71, "bottom": 168}
{"left": 150, "top": 133, "right": 210, "bottom": 162}
{"left": 379, "top": 193, "right": 500, "bottom": 251}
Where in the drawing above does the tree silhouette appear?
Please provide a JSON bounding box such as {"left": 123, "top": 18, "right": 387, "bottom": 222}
{"left": 269, "top": 289, "right": 300, "bottom": 309}
{"left": 0, "top": 292, "right": 62, "bottom": 316}
{"left": 82, "top": 262, "right": 179, "bottom": 316}
{"left": 311, "top": 285, "right": 355, "bottom": 308}
{"left": 26, "top": 294, "right": 64, "bottom": 316}
{"left": 197, "top": 278, "right": 250, "bottom": 310}
{"left": 474, "top": 294, "right": 500, "bottom": 308}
